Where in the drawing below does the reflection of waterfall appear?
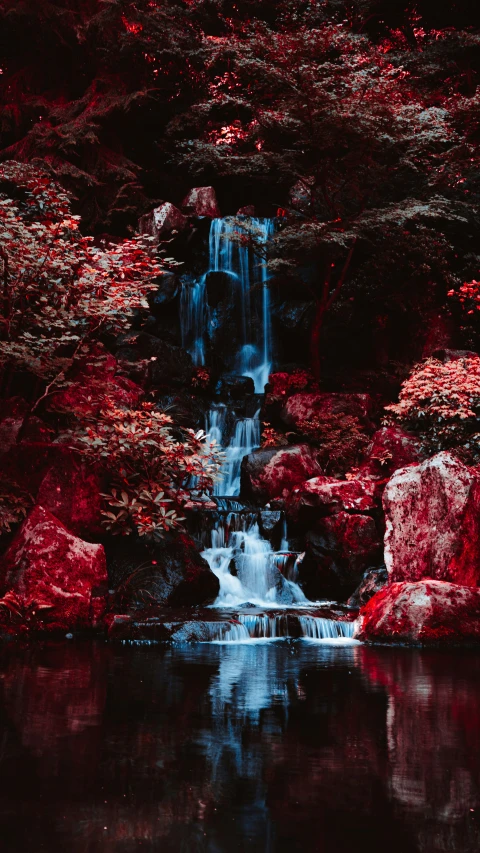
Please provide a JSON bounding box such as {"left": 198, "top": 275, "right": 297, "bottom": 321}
{"left": 180, "top": 217, "right": 275, "bottom": 391}
{"left": 206, "top": 405, "right": 260, "bottom": 496}
{"left": 202, "top": 515, "right": 307, "bottom": 606}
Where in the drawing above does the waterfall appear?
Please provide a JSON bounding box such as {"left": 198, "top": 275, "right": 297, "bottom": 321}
{"left": 180, "top": 217, "right": 275, "bottom": 391}
{"left": 207, "top": 406, "right": 261, "bottom": 496}
{"left": 197, "top": 613, "right": 358, "bottom": 643}
{"left": 202, "top": 515, "right": 307, "bottom": 607}
{"left": 180, "top": 275, "right": 207, "bottom": 366}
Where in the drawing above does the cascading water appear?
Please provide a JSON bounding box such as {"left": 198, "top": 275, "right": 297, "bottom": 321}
{"left": 178, "top": 215, "right": 358, "bottom": 638}
{"left": 206, "top": 406, "right": 261, "bottom": 496}
{"left": 181, "top": 217, "right": 275, "bottom": 391}
{"left": 202, "top": 514, "right": 306, "bottom": 607}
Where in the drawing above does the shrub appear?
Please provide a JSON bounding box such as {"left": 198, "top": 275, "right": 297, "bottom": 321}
{"left": 385, "top": 356, "right": 480, "bottom": 461}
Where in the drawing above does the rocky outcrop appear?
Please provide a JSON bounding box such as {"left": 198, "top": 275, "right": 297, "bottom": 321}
{"left": 355, "top": 580, "right": 480, "bottom": 646}
{"left": 300, "top": 512, "right": 382, "bottom": 601}
{"left": 383, "top": 452, "right": 480, "bottom": 587}
{"left": 0, "top": 506, "right": 107, "bottom": 632}
{"left": 181, "top": 187, "right": 221, "bottom": 218}
{"left": 108, "top": 534, "right": 220, "bottom": 609}
{"left": 215, "top": 373, "right": 255, "bottom": 400}
{"left": 138, "top": 202, "right": 188, "bottom": 242}
{"left": 241, "top": 444, "right": 323, "bottom": 503}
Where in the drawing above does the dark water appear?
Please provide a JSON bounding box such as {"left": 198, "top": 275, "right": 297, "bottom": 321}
{"left": 0, "top": 640, "right": 479, "bottom": 853}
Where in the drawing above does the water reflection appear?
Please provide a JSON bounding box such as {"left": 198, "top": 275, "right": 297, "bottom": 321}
{"left": 0, "top": 642, "right": 479, "bottom": 852}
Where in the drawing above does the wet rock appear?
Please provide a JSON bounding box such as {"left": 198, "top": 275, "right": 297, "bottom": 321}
{"left": 259, "top": 510, "right": 283, "bottom": 537}
{"left": 355, "top": 580, "right": 480, "bottom": 646}
{"left": 181, "top": 187, "right": 221, "bottom": 218}
{"left": 288, "top": 476, "right": 378, "bottom": 520}
{"left": 215, "top": 373, "right": 255, "bottom": 400}
{"left": 300, "top": 513, "right": 382, "bottom": 601}
{"left": 0, "top": 506, "right": 107, "bottom": 632}
{"left": 155, "top": 391, "right": 205, "bottom": 430}
{"left": 383, "top": 452, "right": 480, "bottom": 586}
{"left": 356, "top": 426, "right": 425, "bottom": 481}
{"left": 138, "top": 202, "right": 189, "bottom": 242}
{"left": 241, "top": 445, "right": 323, "bottom": 503}
{"left": 36, "top": 457, "right": 103, "bottom": 539}
{"left": 205, "top": 271, "right": 231, "bottom": 307}
{"left": 236, "top": 205, "right": 256, "bottom": 216}
{"left": 347, "top": 567, "right": 389, "bottom": 608}
{"left": 108, "top": 534, "right": 219, "bottom": 609}
{"left": 149, "top": 272, "right": 181, "bottom": 306}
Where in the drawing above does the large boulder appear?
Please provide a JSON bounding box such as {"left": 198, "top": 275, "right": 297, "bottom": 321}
{"left": 383, "top": 452, "right": 480, "bottom": 587}
{"left": 0, "top": 506, "right": 107, "bottom": 632}
{"left": 241, "top": 445, "right": 323, "bottom": 503}
{"left": 181, "top": 187, "right": 221, "bottom": 218}
{"left": 138, "top": 202, "right": 188, "bottom": 242}
{"left": 356, "top": 426, "right": 425, "bottom": 481}
{"left": 355, "top": 580, "right": 480, "bottom": 646}
{"left": 108, "top": 534, "right": 219, "bottom": 609}
{"left": 36, "top": 457, "right": 103, "bottom": 539}
{"left": 300, "top": 512, "right": 382, "bottom": 601}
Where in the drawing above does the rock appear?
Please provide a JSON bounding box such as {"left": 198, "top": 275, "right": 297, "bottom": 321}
{"left": 259, "top": 510, "right": 283, "bottom": 536}
{"left": 215, "top": 373, "right": 255, "bottom": 400}
{"left": 155, "top": 391, "right": 205, "bottom": 430}
{"left": 300, "top": 512, "right": 382, "bottom": 601}
{"left": 205, "top": 271, "right": 231, "bottom": 307}
{"left": 0, "top": 506, "right": 107, "bottom": 632}
{"left": 282, "top": 392, "right": 376, "bottom": 431}
{"left": 288, "top": 476, "right": 378, "bottom": 519}
{"left": 289, "top": 176, "right": 315, "bottom": 213}
{"left": 108, "top": 534, "right": 219, "bottom": 609}
{"left": 0, "top": 397, "right": 29, "bottom": 456}
{"left": 357, "top": 426, "right": 425, "bottom": 481}
{"left": 383, "top": 452, "right": 480, "bottom": 587}
{"left": 116, "top": 332, "right": 193, "bottom": 388}
{"left": 148, "top": 272, "right": 180, "bottom": 306}
{"left": 347, "top": 566, "right": 388, "bottom": 608}
{"left": 181, "top": 187, "right": 221, "bottom": 218}
{"left": 36, "top": 457, "right": 103, "bottom": 539}
{"left": 355, "top": 580, "right": 480, "bottom": 646}
{"left": 241, "top": 445, "right": 323, "bottom": 503}
{"left": 138, "top": 202, "right": 188, "bottom": 242}
{"left": 236, "top": 205, "right": 256, "bottom": 216}
{"left": 432, "top": 347, "right": 479, "bottom": 363}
